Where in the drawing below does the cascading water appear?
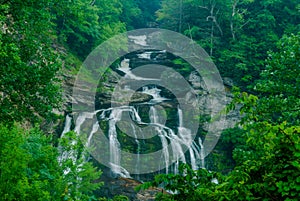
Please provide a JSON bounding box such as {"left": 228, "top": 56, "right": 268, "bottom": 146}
{"left": 142, "top": 86, "right": 167, "bottom": 103}
{"left": 131, "top": 124, "right": 140, "bottom": 179}
{"left": 177, "top": 107, "right": 205, "bottom": 170}
{"left": 62, "top": 95, "right": 205, "bottom": 178}
{"left": 61, "top": 36, "right": 211, "bottom": 179}
{"left": 198, "top": 138, "right": 205, "bottom": 168}
{"left": 118, "top": 58, "right": 158, "bottom": 81}
{"left": 108, "top": 109, "right": 122, "bottom": 177}
{"left": 58, "top": 115, "right": 72, "bottom": 165}
{"left": 86, "top": 122, "right": 99, "bottom": 147}
{"left": 149, "top": 105, "right": 170, "bottom": 173}
{"left": 138, "top": 51, "right": 152, "bottom": 60}
{"left": 62, "top": 115, "right": 72, "bottom": 136}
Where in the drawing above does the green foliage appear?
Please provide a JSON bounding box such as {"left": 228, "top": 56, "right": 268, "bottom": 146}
{"left": 138, "top": 123, "right": 300, "bottom": 200}
{"left": 157, "top": 0, "right": 300, "bottom": 90}
{"left": 119, "top": 0, "right": 141, "bottom": 30}
{"left": 118, "top": 0, "right": 161, "bottom": 29}
{"left": 241, "top": 122, "right": 300, "bottom": 200}
{"left": 137, "top": 33, "right": 300, "bottom": 200}
{"left": 254, "top": 33, "right": 300, "bottom": 125}
{"left": 0, "top": 125, "right": 29, "bottom": 200}
{"left": 59, "top": 131, "right": 103, "bottom": 200}
{"left": 0, "top": 0, "right": 62, "bottom": 124}
{"left": 206, "top": 127, "right": 246, "bottom": 173}
{"left": 98, "top": 195, "right": 130, "bottom": 201}
{"left": 54, "top": 0, "right": 126, "bottom": 59}
{"left": 0, "top": 125, "right": 102, "bottom": 201}
{"left": 135, "top": 0, "right": 161, "bottom": 28}
{"left": 137, "top": 164, "right": 224, "bottom": 201}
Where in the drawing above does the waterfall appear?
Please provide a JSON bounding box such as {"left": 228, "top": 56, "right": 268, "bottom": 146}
{"left": 131, "top": 124, "right": 140, "bottom": 179}
{"left": 169, "top": 130, "right": 186, "bottom": 175}
{"left": 178, "top": 127, "right": 198, "bottom": 170}
{"left": 58, "top": 115, "right": 72, "bottom": 165}
{"left": 198, "top": 137, "right": 205, "bottom": 168}
{"left": 128, "top": 35, "right": 147, "bottom": 46}
{"left": 178, "top": 107, "right": 205, "bottom": 170}
{"left": 108, "top": 109, "right": 122, "bottom": 176}
{"left": 178, "top": 107, "right": 183, "bottom": 128}
{"left": 178, "top": 108, "right": 197, "bottom": 170}
{"left": 158, "top": 132, "right": 170, "bottom": 174}
{"left": 86, "top": 121, "right": 99, "bottom": 147}
{"left": 62, "top": 96, "right": 207, "bottom": 177}
{"left": 118, "top": 58, "right": 158, "bottom": 81}
{"left": 142, "top": 86, "right": 166, "bottom": 103}
{"left": 149, "top": 105, "right": 170, "bottom": 173}
{"left": 61, "top": 114, "right": 72, "bottom": 136}
{"left": 149, "top": 105, "right": 189, "bottom": 174}
{"left": 74, "top": 113, "right": 89, "bottom": 135}
{"left": 149, "top": 106, "right": 158, "bottom": 123}
{"left": 137, "top": 51, "right": 152, "bottom": 59}
{"left": 118, "top": 58, "right": 141, "bottom": 80}
{"left": 59, "top": 114, "right": 86, "bottom": 175}
{"left": 62, "top": 37, "right": 215, "bottom": 178}
{"left": 118, "top": 59, "right": 130, "bottom": 75}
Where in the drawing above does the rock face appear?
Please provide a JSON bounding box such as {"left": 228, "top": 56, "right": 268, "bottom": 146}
{"left": 99, "top": 174, "right": 165, "bottom": 201}
{"left": 62, "top": 70, "right": 154, "bottom": 111}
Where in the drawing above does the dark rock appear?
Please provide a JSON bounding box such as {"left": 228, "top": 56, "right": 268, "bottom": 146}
{"left": 96, "top": 91, "right": 153, "bottom": 108}
{"left": 98, "top": 174, "right": 165, "bottom": 201}
{"left": 223, "top": 77, "right": 234, "bottom": 87}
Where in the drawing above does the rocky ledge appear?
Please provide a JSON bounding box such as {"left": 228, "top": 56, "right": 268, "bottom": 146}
{"left": 98, "top": 176, "right": 166, "bottom": 201}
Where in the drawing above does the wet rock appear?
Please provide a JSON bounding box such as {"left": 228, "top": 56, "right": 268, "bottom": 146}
{"left": 96, "top": 91, "right": 153, "bottom": 108}
{"left": 98, "top": 175, "right": 165, "bottom": 201}
{"left": 223, "top": 77, "right": 234, "bottom": 87}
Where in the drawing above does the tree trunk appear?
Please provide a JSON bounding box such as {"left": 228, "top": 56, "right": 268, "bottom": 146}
{"left": 231, "top": 0, "right": 237, "bottom": 40}
{"left": 179, "top": 0, "right": 183, "bottom": 33}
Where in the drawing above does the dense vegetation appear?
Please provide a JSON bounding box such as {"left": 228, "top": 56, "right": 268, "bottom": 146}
{"left": 138, "top": 33, "right": 300, "bottom": 200}
{"left": 0, "top": 0, "right": 299, "bottom": 200}
{"left": 157, "top": 0, "right": 299, "bottom": 90}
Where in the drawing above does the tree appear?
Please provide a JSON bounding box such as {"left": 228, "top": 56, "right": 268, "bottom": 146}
{"left": 54, "top": 0, "right": 126, "bottom": 59}
{"left": 119, "top": 0, "right": 141, "bottom": 30}
{"left": 254, "top": 33, "right": 300, "bottom": 125}
{"left": 217, "top": 0, "right": 300, "bottom": 89}
{"left": 0, "top": 0, "right": 62, "bottom": 124}
{"left": 0, "top": 125, "right": 102, "bottom": 200}
{"left": 136, "top": 33, "right": 300, "bottom": 200}
{"left": 156, "top": 0, "right": 300, "bottom": 90}
{"left": 134, "top": 0, "right": 161, "bottom": 28}
{"left": 216, "top": 33, "right": 300, "bottom": 200}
